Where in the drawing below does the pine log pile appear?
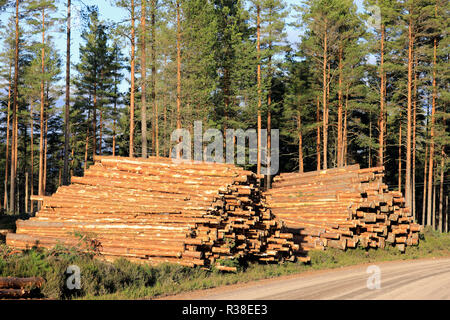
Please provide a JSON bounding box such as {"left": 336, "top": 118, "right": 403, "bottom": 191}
{"left": 0, "top": 277, "right": 44, "bottom": 299}
{"left": 266, "top": 165, "right": 422, "bottom": 253}
{"left": 7, "top": 156, "right": 302, "bottom": 271}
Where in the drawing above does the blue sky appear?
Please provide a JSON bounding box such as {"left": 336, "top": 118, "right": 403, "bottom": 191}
{"left": 0, "top": 0, "right": 366, "bottom": 94}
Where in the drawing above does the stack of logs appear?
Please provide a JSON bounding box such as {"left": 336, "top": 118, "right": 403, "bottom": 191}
{"left": 0, "top": 277, "right": 44, "bottom": 299}
{"left": 7, "top": 156, "right": 303, "bottom": 271}
{"left": 266, "top": 165, "right": 422, "bottom": 253}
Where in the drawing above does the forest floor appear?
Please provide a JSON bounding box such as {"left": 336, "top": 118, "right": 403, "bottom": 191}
{"left": 0, "top": 220, "right": 450, "bottom": 300}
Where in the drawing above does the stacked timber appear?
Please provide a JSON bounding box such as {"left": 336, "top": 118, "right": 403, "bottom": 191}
{"left": 7, "top": 156, "right": 301, "bottom": 270}
{"left": 266, "top": 165, "right": 422, "bottom": 253}
{"left": 0, "top": 277, "right": 44, "bottom": 299}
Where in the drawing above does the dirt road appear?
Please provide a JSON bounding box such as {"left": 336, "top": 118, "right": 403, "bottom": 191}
{"left": 162, "top": 257, "right": 450, "bottom": 300}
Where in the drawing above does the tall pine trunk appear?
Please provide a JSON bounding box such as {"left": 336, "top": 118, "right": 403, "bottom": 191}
{"left": 129, "top": 0, "right": 136, "bottom": 157}
{"left": 84, "top": 109, "right": 91, "bottom": 172}
{"left": 439, "top": 149, "right": 445, "bottom": 232}
{"left": 439, "top": 113, "right": 446, "bottom": 231}
{"left": 427, "top": 13, "right": 437, "bottom": 226}
{"left": 63, "top": 0, "right": 71, "bottom": 185}
{"left": 99, "top": 110, "right": 103, "bottom": 155}
{"left": 92, "top": 85, "right": 97, "bottom": 160}
{"left": 140, "top": 0, "right": 147, "bottom": 158}
{"left": 176, "top": 0, "right": 182, "bottom": 158}
{"left": 343, "top": 86, "right": 349, "bottom": 166}
{"left": 43, "top": 115, "right": 48, "bottom": 194}
{"left": 422, "top": 144, "right": 428, "bottom": 225}
{"left": 322, "top": 23, "right": 328, "bottom": 170}
{"left": 298, "top": 111, "right": 304, "bottom": 173}
{"left": 398, "top": 121, "right": 402, "bottom": 192}
{"left": 151, "top": 0, "right": 158, "bottom": 156}
{"left": 38, "top": 8, "right": 46, "bottom": 202}
{"left": 412, "top": 54, "right": 417, "bottom": 221}
{"left": 316, "top": 96, "right": 321, "bottom": 171}
{"left": 378, "top": 24, "right": 385, "bottom": 167}
{"left": 405, "top": 14, "right": 413, "bottom": 210}
{"left": 29, "top": 100, "right": 34, "bottom": 213}
{"left": 256, "top": 4, "right": 262, "bottom": 177}
{"left": 337, "top": 46, "right": 343, "bottom": 167}
{"left": 3, "top": 64, "right": 11, "bottom": 210}
{"left": 10, "top": 0, "right": 20, "bottom": 214}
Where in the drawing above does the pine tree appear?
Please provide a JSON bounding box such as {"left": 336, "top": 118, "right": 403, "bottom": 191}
{"left": 25, "top": 0, "right": 57, "bottom": 202}
{"left": 73, "top": 6, "right": 116, "bottom": 168}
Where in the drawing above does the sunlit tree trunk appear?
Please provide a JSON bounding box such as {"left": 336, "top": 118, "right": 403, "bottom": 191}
{"left": 378, "top": 24, "right": 385, "bottom": 167}
{"left": 398, "top": 122, "right": 402, "bottom": 192}
{"left": 316, "top": 96, "right": 321, "bottom": 171}
{"left": 322, "top": 23, "right": 328, "bottom": 170}
{"left": 256, "top": 4, "right": 262, "bottom": 177}
{"left": 129, "top": 0, "right": 136, "bottom": 157}
{"left": 337, "top": 46, "right": 343, "bottom": 167}
{"left": 176, "top": 0, "right": 182, "bottom": 158}
{"left": 298, "top": 111, "right": 303, "bottom": 173}
{"left": 151, "top": 0, "right": 158, "bottom": 156}
{"left": 38, "top": 7, "right": 46, "bottom": 203}
{"left": 427, "top": 11, "right": 437, "bottom": 226}
{"left": 10, "top": 0, "right": 20, "bottom": 214}
{"left": 140, "top": 0, "right": 148, "bottom": 158}
{"left": 3, "top": 64, "right": 11, "bottom": 211}
{"left": 405, "top": 14, "right": 414, "bottom": 210}
{"left": 63, "top": 0, "right": 71, "bottom": 185}
{"left": 29, "top": 100, "right": 34, "bottom": 212}
{"left": 412, "top": 54, "right": 417, "bottom": 220}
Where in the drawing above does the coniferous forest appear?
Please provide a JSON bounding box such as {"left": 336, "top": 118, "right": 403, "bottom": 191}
{"left": 0, "top": 0, "right": 448, "bottom": 231}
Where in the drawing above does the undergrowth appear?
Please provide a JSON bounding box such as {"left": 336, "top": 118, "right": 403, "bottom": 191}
{"left": 0, "top": 226, "right": 449, "bottom": 300}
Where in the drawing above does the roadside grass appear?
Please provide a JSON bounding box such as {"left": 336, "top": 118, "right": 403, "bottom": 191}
{"left": 0, "top": 226, "right": 449, "bottom": 300}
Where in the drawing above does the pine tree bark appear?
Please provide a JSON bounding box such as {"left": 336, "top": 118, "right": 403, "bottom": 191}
{"left": 29, "top": 100, "right": 34, "bottom": 213}
{"left": 316, "top": 96, "right": 321, "bottom": 171}
{"left": 99, "top": 110, "right": 103, "bottom": 155}
{"left": 405, "top": 14, "right": 414, "bottom": 210}
{"left": 322, "top": 23, "right": 328, "bottom": 170}
{"left": 140, "top": 0, "right": 148, "bottom": 158}
{"left": 43, "top": 115, "right": 48, "bottom": 194}
{"left": 298, "top": 110, "right": 304, "bottom": 173}
{"left": 266, "top": 92, "right": 271, "bottom": 188}
{"left": 412, "top": 54, "right": 417, "bottom": 221}
{"left": 422, "top": 144, "right": 428, "bottom": 225}
{"left": 84, "top": 109, "right": 90, "bottom": 172}
{"left": 433, "top": 182, "right": 437, "bottom": 229}
{"left": 343, "top": 86, "right": 349, "bottom": 166}
{"left": 176, "top": 0, "right": 182, "bottom": 158}
{"left": 256, "top": 4, "right": 262, "bottom": 177}
{"left": 439, "top": 113, "right": 446, "bottom": 231}
{"left": 129, "top": 0, "right": 136, "bottom": 157}
{"left": 38, "top": 8, "right": 46, "bottom": 201}
{"left": 427, "top": 13, "right": 437, "bottom": 226}
{"left": 337, "top": 46, "right": 343, "bottom": 167}
{"left": 3, "top": 64, "right": 11, "bottom": 210}
{"left": 63, "top": 0, "right": 71, "bottom": 185}
{"left": 113, "top": 55, "right": 118, "bottom": 156}
{"left": 92, "top": 84, "right": 97, "bottom": 160}
{"left": 439, "top": 148, "right": 445, "bottom": 232}
{"left": 398, "top": 121, "right": 402, "bottom": 192}
{"left": 378, "top": 24, "right": 385, "bottom": 167}
{"left": 10, "top": 0, "right": 19, "bottom": 214}
{"left": 151, "top": 0, "right": 158, "bottom": 156}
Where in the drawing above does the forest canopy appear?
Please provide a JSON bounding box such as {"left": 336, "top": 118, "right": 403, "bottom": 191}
{"left": 0, "top": 0, "right": 448, "bottom": 231}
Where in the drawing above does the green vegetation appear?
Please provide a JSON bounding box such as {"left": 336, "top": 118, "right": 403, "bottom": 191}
{"left": 0, "top": 227, "right": 449, "bottom": 300}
